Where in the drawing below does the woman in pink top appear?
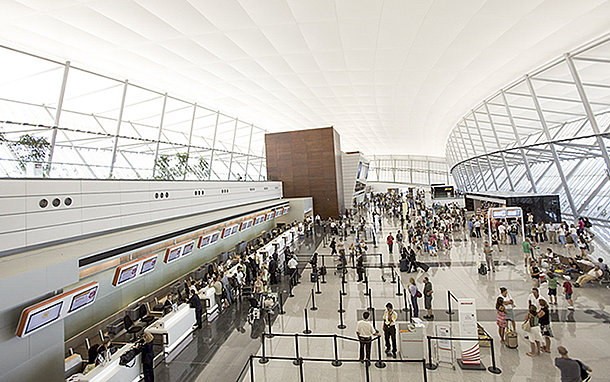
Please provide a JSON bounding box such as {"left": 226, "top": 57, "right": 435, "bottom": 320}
{"left": 496, "top": 296, "right": 507, "bottom": 343}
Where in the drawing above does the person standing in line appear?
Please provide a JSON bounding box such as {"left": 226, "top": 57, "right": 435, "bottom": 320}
{"left": 356, "top": 311, "right": 380, "bottom": 364}
{"left": 499, "top": 287, "right": 516, "bottom": 332}
{"left": 474, "top": 219, "right": 482, "bottom": 238}
{"left": 483, "top": 241, "right": 496, "bottom": 273}
{"left": 496, "top": 296, "right": 507, "bottom": 344}
{"left": 555, "top": 346, "right": 592, "bottom": 382}
{"left": 189, "top": 288, "right": 203, "bottom": 330}
{"left": 213, "top": 276, "right": 224, "bottom": 312}
{"left": 135, "top": 332, "right": 155, "bottom": 382}
{"left": 547, "top": 272, "right": 558, "bottom": 305}
{"left": 383, "top": 303, "right": 398, "bottom": 358}
{"left": 538, "top": 299, "right": 552, "bottom": 353}
{"left": 408, "top": 278, "right": 420, "bottom": 318}
{"left": 288, "top": 255, "right": 299, "bottom": 286}
{"left": 422, "top": 277, "right": 434, "bottom": 319}
{"left": 356, "top": 252, "right": 365, "bottom": 282}
{"left": 387, "top": 233, "right": 394, "bottom": 254}
{"left": 563, "top": 279, "right": 575, "bottom": 310}
{"left": 522, "top": 237, "right": 533, "bottom": 272}
{"left": 523, "top": 305, "right": 543, "bottom": 357}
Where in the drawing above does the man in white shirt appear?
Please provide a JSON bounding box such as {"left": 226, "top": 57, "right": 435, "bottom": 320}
{"left": 527, "top": 287, "right": 545, "bottom": 309}
{"left": 383, "top": 303, "right": 398, "bottom": 358}
{"left": 546, "top": 223, "right": 557, "bottom": 244}
{"left": 499, "top": 287, "right": 516, "bottom": 331}
{"left": 288, "top": 256, "right": 299, "bottom": 286}
{"left": 575, "top": 266, "right": 603, "bottom": 287}
{"left": 356, "top": 311, "right": 380, "bottom": 363}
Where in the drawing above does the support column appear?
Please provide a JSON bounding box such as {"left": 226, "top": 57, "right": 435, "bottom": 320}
{"left": 500, "top": 90, "right": 537, "bottom": 192}
{"left": 183, "top": 103, "right": 197, "bottom": 180}
{"left": 109, "top": 80, "right": 128, "bottom": 178}
{"left": 483, "top": 101, "right": 515, "bottom": 191}
{"left": 208, "top": 112, "right": 220, "bottom": 180}
{"left": 565, "top": 54, "right": 610, "bottom": 177}
{"left": 244, "top": 123, "right": 254, "bottom": 181}
{"left": 151, "top": 93, "right": 168, "bottom": 179}
{"left": 462, "top": 119, "right": 488, "bottom": 190}
{"left": 525, "top": 75, "right": 578, "bottom": 216}
{"left": 228, "top": 118, "right": 239, "bottom": 180}
{"left": 46, "top": 61, "right": 70, "bottom": 176}
{"left": 469, "top": 113, "right": 499, "bottom": 190}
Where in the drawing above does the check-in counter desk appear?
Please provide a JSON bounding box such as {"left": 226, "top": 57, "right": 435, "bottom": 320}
{"left": 145, "top": 303, "right": 195, "bottom": 362}
{"left": 71, "top": 344, "right": 141, "bottom": 382}
{"left": 198, "top": 286, "right": 218, "bottom": 321}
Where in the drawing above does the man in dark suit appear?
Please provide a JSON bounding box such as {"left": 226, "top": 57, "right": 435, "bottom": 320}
{"left": 189, "top": 289, "right": 203, "bottom": 329}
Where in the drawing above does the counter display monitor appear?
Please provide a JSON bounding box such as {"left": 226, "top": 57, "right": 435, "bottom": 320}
{"left": 255, "top": 215, "right": 265, "bottom": 225}
{"left": 275, "top": 209, "right": 282, "bottom": 218}
{"left": 357, "top": 161, "right": 363, "bottom": 178}
{"left": 210, "top": 231, "right": 220, "bottom": 244}
{"left": 247, "top": 219, "right": 254, "bottom": 228}
{"left": 266, "top": 212, "right": 275, "bottom": 221}
{"left": 230, "top": 224, "right": 239, "bottom": 235}
{"left": 68, "top": 285, "right": 99, "bottom": 313}
{"left": 165, "top": 246, "right": 182, "bottom": 263}
{"left": 24, "top": 302, "right": 63, "bottom": 335}
{"left": 492, "top": 210, "right": 507, "bottom": 218}
{"left": 199, "top": 234, "right": 212, "bottom": 248}
{"left": 140, "top": 257, "right": 157, "bottom": 274}
{"left": 239, "top": 221, "right": 248, "bottom": 231}
{"left": 182, "top": 241, "right": 195, "bottom": 256}
{"left": 506, "top": 209, "right": 521, "bottom": 217}
{"left": 283, "top": 206, "right": 290, "bottom": 215}
{"left": 16, "top": 281, "right": 99, "bottom": 338}
{"left": 221, "top": 227, "right": 232, "bottom": 239}
{"left": 117, "top": 264, "right": 139, "bottom": 285}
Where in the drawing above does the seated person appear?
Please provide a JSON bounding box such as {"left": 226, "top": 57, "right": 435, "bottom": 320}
{"left": 575, "top": 266, "right": 603, "bottom": 287}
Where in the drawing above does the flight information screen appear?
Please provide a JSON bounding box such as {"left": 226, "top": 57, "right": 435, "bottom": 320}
{"left": 68, "top": 286, "right": 99, "bottom": 313}
{"left": 24, "top": 302, "right": 63, "bottom": 335}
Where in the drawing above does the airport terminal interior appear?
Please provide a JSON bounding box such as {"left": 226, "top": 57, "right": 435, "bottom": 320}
{"left": 2, "top": 1, "right": 610, "bottom": 381}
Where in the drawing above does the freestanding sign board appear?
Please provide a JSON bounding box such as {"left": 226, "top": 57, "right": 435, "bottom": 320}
{"left": 457, "top": 298, "right": 484, "bottom": 370}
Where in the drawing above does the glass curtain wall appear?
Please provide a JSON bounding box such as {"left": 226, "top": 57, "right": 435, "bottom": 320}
{"left": 446, "top": 34, "right": 610, "bottom": 243}
{"left": 369, "top": 155, "right": 451, "bottom": 186}
{"left": 0, "top": 45, "right": 267, "bottom": 181}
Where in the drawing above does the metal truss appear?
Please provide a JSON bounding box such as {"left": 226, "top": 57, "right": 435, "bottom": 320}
{"left": 446, "top": 33, "right": 610, "bottom": 245}
{"left": 369, "top": 155, "right": 451, "bottom": 186}
{"left": 0, "top": 44, "right": 268, "bottom": 181}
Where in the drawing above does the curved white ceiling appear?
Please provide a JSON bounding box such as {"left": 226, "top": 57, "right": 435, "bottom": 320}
{"left": 1, "top": 0, "right": 610, "bottom": 156}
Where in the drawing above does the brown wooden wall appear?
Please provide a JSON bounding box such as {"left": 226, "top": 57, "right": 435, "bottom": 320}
{"left": 265, "top": 127, "right": 343, "bottom": 219}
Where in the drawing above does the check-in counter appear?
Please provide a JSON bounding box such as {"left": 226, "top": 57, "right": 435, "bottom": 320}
{"left": 145, "top": 303, "right": 195, "bottom": 362}
{"left": 198, "top": 286, "right": 218, "bottom": 321}
{"left": 71, "top": 344, "right": 141, "bottom": 382}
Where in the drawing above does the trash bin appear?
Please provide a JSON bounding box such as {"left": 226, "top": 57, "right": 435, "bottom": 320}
{"left": 399, "top": 322, "right": 424, "bottom": 359}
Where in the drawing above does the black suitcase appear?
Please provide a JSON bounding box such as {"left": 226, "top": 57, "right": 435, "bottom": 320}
{"left": 310, "top": 272, "right": 318, "bottom": 282}
{"left": 417, "top": 262, "right": 430, "bottom": 272}
{"left": 478, "top": 263, "right": 487, "bottom": 275}
{"left": 399, "top": 259, "right": 409, "bottom": 272}
{"left": 319, "top": 266, "right": 327, "bottom": 276}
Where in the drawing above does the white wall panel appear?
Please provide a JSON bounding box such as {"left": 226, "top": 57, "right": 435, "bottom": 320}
{"left": 0, "top": 179, "right": 282, "bottom": 254}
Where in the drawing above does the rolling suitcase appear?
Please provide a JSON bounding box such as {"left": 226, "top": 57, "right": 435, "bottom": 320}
{"left": 505, "top": 330, "right": 518, "bottom": 349}
{"left": 310, "top": 272, "right": 318, "bottom": 282}
{"left": 417, "top": 261, "right": 430, "bottom": 272}
{"left": 399, "top": 258, "right": 409, "bottom": 272}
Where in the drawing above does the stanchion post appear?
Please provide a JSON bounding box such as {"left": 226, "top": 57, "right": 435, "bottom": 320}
{"left": 396, "top": 275, "right": 403, "bottom": 296}
{"left": 374, "top": 332, "right": 386, "bottom": 368}
{"left": 321, "top": 267, "right": 327, "bottom": 284}
{"left": 391, "top": 266, "right": 396, "bottom": 283}
{"left": 425, "top": 335, "right": 437, "bottom": 370}
{"left": 267, "top": 310, "right": 274, "bottom": 338}
{"left": 365, "top": 358, "right": 371, "bottom": 382}
{"left": 338, "top": 290, "right": 345, "bottom": 313}
{"left": 367, "top": 289, "right": 373, "bottom": 311}
{"left": 249, "top": 355, "right": 255, "bottom": 382}
{"left": 298, "top": 358, "right": 304, "bottom": 382}
{"left": 303, "top": 309, "right": 312, "bottom": 334}
{"left": 289, "top": 276, "right": 294, "bottom": 298}
{"left": 488, "top": 338, "right": 502, "bottom": 374}
{"left": 310, "top": 289, "right": 318, "bottom": 311}
{"left": 316, "top": 277, "right": 321, "bottom": 294}
{"left": 422, "top": 359, "right": 428, "bottom": 382}
{"left": 293, "top": 334, "right": 302, "bottom": 365}
{"left": 259, "top": 333, "right": 269, "bottom": 364}
{"left": 446, "top": 290, "right": 455, "bottom": 315}
{"left": 341, "top": 274, "right": 347, "bottom": 296}
{"left": 337, "top": 302, "right": 346, "bottom": 329}
{"left": 402, "top": 288, "right": 408, "bottom": 317}
{"left": 331, "top": 334, "right": 342, "bottom": 367}
{"left": 364, "top": 275, "right": 369, "bottom": 296}
{"left": 278, "top": 292, "right": 286, "bottom": 315}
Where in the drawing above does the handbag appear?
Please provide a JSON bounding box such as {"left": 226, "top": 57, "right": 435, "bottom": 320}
{"left": 119, "top": 348, "right": 138, "bottom": 367}
{"left": 416, "top": 290, "right": 422, "bottom": 298}
{"left": 521, "top": 319, "right": 531, "bottom": 332}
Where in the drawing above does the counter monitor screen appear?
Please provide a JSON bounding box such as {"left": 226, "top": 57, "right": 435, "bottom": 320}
{"left": 239, "top": 221, "right": 248, "bottom": 231}
{"left": 166, "top": 247, "right": 182, "bottom": 263}
{"left": 117, "top": 264, "right": 139, "bottom": 284}
{"left": 199, "top": 235, "right": 211, "bottom": 247}
{"left": 68, "top": 285, "right": 99, "bottom": 313}
{"left": 230, "top": 225, "right": 239, "bottom": 235}
{"left": 182, "top": 241, "right": 194, "bottom": 256}
{"left": 255, "top": 215, "right": 265, "bottom": 225}
{"left": 210, "top": 232, "right": 220, "bottom": 244}
{"left": 221, "top": 227, "right": 232, "bottom": 239}
{"left": 24, "top": 302, "right": 63, "bottom": 335}
{"left": 275, "top": 210, "right": 282, "bottom": 218}
{"left": 266, "top": 212, "right": 274, "bottom": 221}
{"left": 140, "top": 257, "right": 157, "bottom": 274}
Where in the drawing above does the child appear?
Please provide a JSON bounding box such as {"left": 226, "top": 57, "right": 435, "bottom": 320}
{"left": 547, "top": 272, "right": 557, "bottom": 305}
{"left": 563, "top": 279, "right": 574, "bottom": 310}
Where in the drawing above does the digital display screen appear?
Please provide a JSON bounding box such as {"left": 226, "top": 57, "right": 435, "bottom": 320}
{"left": 68, "top": 286, "right": 98, "bottom": 313}
{"left": 231, "top": 225, "right": 239, "bottom": 235}
{"left": 182, "top": 241, "right": 194, "bottom": 256}
{"left": 266, "top": 212, "right": 274, "bottom": 221}
{"left": 166, "top": 247, "right": 182, "bottom": 262}
{"left": 357, "top": 161, "right": 363, "bottom": 178}
{"left": 275, "top": 210, "right": 282, "bottom": 218}
{"left": 247, "top": 220, "right": 253, "bottom": 228}
{"left": 283, "top": 207, "right": 290, "bottom": 215}
{"left": 240, "top": 221, "right": 248, "bottom": 231}
{"left": 210, "top": 232, "right": 220, "bottom": 243}
{"left": 199, "top": 235, "right": 211, "bottom": 247}
{"left": 221, "top": 227, "right": 232, "bottom": 239}
{"left": 117, "top": 264, "right": 139, "bottom": 284}
{"left": 255, "top": 215, "right": 265, "bottom": 225}
{"left": 140, "top": 257, "right": 157, "bottom": 274}
{"left": 25, "top": 302, "right": 63, "bottom": 335}
{"left": 507, "top": 209, "right": 521, "bottom": 217}
{"left": 363, "top": 165, "right": 369, "bottom": 180}
{"left": 492, "top": 210, "right": 506, "bottom": 218}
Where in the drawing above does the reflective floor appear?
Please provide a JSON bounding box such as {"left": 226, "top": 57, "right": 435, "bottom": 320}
{"left": 158, "top": 215, "right": 610, "bottom": 381}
